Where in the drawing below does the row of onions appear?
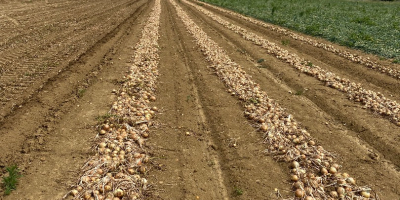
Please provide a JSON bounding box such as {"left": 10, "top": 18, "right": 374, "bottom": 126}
{"left": 194, "top": 0, "right": 400, "bottom": 80}
{"left": 183, "top": 0, "right": 400, "bottom": 127}
{"left": 64, "top": 0, "right": 161, "bottom": 199}
{"left": 170, "top": 0, "right": 377, "bottom": 199}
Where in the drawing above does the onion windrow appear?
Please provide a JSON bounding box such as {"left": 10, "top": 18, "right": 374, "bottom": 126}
{"left": 64, "top": 0, "right": 161, "bottom": 199}
{"left": 185, "top": 0, "right": 400, "bottom": 127}
{"left": 170, "top": 0, "right": 378, "bottom": 199}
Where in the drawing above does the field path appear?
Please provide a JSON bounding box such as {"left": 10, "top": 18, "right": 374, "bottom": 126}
{"left": 0, "top": 0, "right": 399, "bottom": 199}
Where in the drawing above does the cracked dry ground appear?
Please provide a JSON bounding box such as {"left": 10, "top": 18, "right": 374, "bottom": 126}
{"left": 0, "top": 0, "right": 399, "bottom": 199}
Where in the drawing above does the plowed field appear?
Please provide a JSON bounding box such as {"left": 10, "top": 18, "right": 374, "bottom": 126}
{"left": 0, "top": 0, "right": 399, "bottom": 199}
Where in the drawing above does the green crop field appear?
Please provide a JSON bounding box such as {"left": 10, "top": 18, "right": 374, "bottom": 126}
{"left": 200, "top": 0, "right": 400, "bottom": 62}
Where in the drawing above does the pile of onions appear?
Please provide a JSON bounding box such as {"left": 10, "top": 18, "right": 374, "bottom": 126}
{"left": 65, "top": 0, "right": 161, "bottom": 199}
{"left": 184, "top": 0, "right": 400, "bottom": 127}
{"left": 171, "top": 0, "right": 376, "bottom": 199}
{"left": 195, "top": 0, "right": 400, "bottom": 80}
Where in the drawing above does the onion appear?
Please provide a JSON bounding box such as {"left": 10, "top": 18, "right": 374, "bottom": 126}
{"left": 99, "top": 142, "right": 107, "bottom": 148}
{"left": 260, "top": 123, "right": 268, "bottom": 131}
{"left": 346, "top": 177, "right": 356, "bottom": 185}
{"left": 329, "top": 191, "right": 338, "bottom": 198}
{"left": 337, "top": 179, "right": 345, "bottom": 185}
{"left": 337, "top": 187, "right": 345, "bottom": 195}
{"left": 114, "top": 188, "right": 124, "bottom": 197}
{"left": 304, "top": 187, "right": 312, "bottom": 195}
{"left": 290, "top": 161, "right": 300, "bottom": 169}
{"left": 294, "top": 189, "right": 304, "bottom": 197}
{"left": 329, "top": 166, "right": 337, "bottom": 174}
{"left": 332, "top": 163, "right": 340, "bottom": 169}
{"left": 102, "top": 124, "right": 110, "bottom": 131}
{"left": 83, "top": 191, "right": 92, "bottom": 199}
{"left": 304, "top": 196, "right": 313, "bottom": 200}
{"left": 70, "top": 189, "right": 79, "bottom": 197}
{"left": 361, "top": 191, "right": 371, "bottom": 198}
{"left": 320, "top": 167, "right": 328, "bottom": 175}
{"left": 128, "top": 168, "right": 135, "bottom": 175}
{"left": 104, "top": 185, "right": 112, "bottom": 192}
{"left": 291, "top": 175, "right": 299, "bottom": 181}
{"left": 142, "top": 132, "right": 149, "bottom": 138}
{"left": 293, "top": 181, "right": 302, "bottom": 189}
{"left": 81, "top": 176, "right": 90, "bottom": 183}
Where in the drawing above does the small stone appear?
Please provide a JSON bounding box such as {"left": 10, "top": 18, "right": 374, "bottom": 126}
{"left": 210, "top": 144, "right": 218, "bottom": 150}
{"left": 368, "top": 152, "right": 379, "bottom": 160}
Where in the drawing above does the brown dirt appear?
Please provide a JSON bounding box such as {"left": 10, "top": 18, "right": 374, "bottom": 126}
{"left": 0, "top": 0, "right": 399, "bottom": 199}
{"left": 0, "top": 0, "right": 153, "bottom": 198}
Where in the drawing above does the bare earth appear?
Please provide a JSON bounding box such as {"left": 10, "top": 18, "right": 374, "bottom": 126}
{"left": 0, "top": 0, "right": 399, "bottom": 199}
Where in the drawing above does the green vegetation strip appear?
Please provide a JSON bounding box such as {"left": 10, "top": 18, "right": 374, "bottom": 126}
{"left": 200, "top": 0, "right": 400, "bottom": 62}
